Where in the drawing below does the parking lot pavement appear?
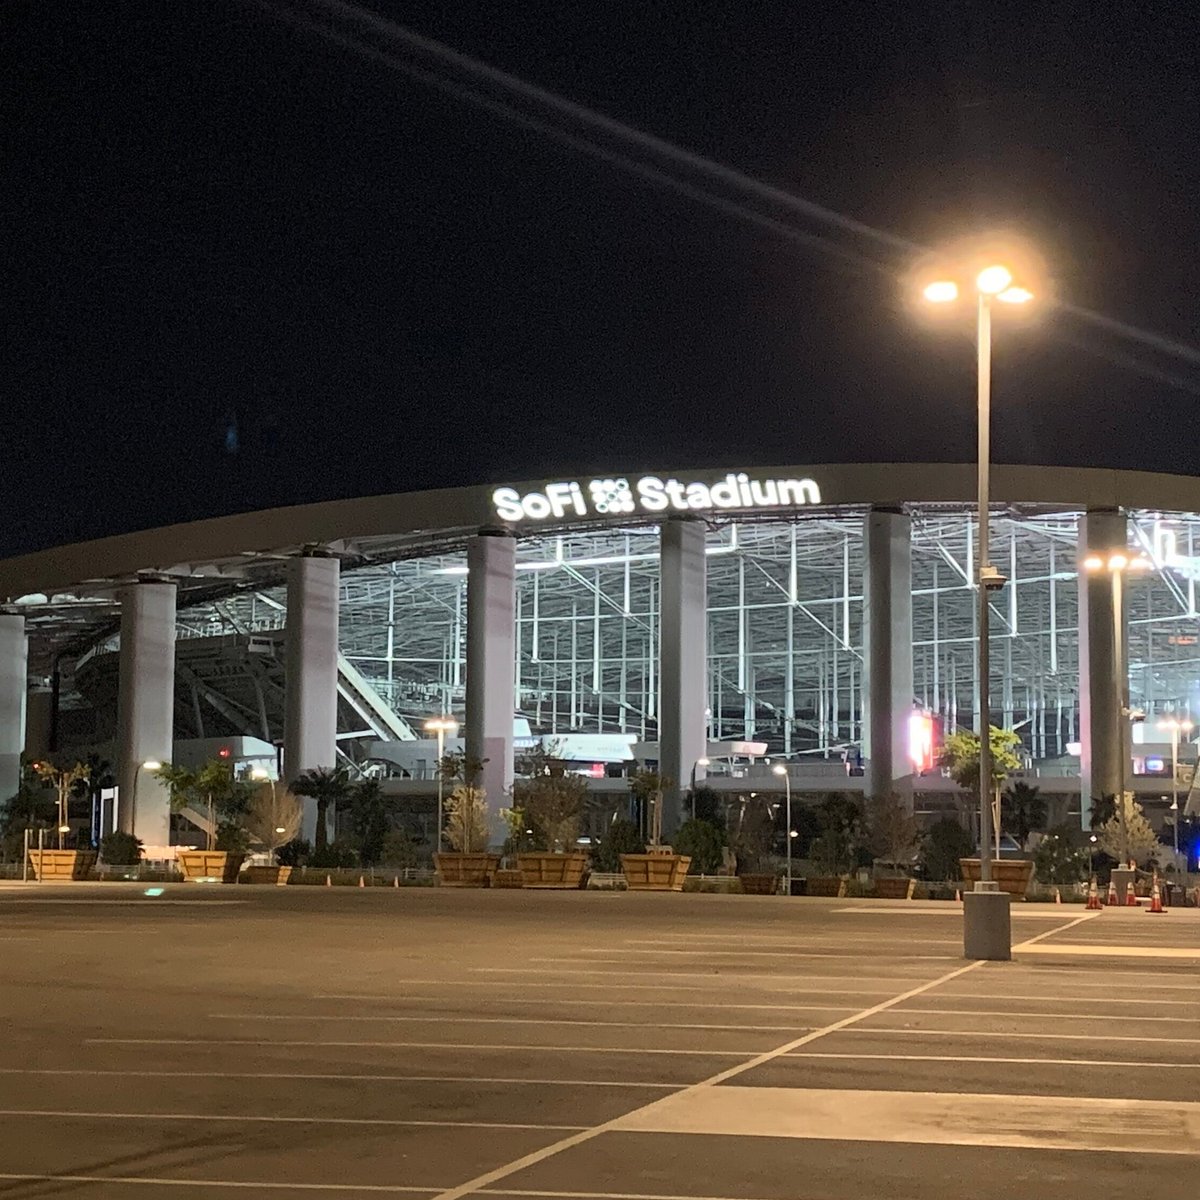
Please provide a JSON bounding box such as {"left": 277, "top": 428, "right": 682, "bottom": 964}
{"left": 2, "top": 886, "right": 1200, "bottom": 1198}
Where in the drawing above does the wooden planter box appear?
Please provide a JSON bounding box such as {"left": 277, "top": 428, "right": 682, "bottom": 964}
{"left": 959, "top": 858, "right": 1034, "bottom": 898}
{"left": 620, "top": 853, "right": 691, "bottom": 891}
{"left": 178, "top": 850, "right": 245, "bottom": 883}
{"left": 874, "top": 877, "right": 917, "bottom": 900}
{"left": 492, "top": 868, "right": 524, "bottom": 889}
{"left": 435, "top": 852, "right": 500, "bottom": 888}
{"left": 241, "top": 865, "right": 293, "bottom": 886}
{"left": 517, "top": 851, "right": 590, "bottom": 889}
{"left": 28, "top": 850, "right": 97, "bottom": 881}
{"left": 738, "top": 873, "right": 779, "bottom": 896}
{"left": 806, "top": 876, "right": 847, "bottom": 898}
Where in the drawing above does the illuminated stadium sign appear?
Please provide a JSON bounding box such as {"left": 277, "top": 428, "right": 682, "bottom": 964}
{"left": 492, "top": 473, "right": 822, "bottom": 523}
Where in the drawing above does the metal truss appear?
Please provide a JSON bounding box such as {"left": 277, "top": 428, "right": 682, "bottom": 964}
{"left": 111, "top": 506, "right": 1200, "bottom": 761}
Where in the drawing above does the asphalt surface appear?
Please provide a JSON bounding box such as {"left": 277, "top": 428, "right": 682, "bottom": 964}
{"left": 2, "top": 883, "right": 1199, "bottom": 1198}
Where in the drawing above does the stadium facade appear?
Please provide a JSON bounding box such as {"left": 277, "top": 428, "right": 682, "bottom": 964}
{"left": 2, "top": 461, "right": 1199, "bottom": 848}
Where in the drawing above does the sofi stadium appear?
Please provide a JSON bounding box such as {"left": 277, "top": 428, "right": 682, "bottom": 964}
{"left": 2, "top": 461, "right": 1199, "bottom": 854}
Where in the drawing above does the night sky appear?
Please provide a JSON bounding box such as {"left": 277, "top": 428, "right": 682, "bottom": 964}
{"left": 3, "top": 1, "right": 1199, "bottom": 557}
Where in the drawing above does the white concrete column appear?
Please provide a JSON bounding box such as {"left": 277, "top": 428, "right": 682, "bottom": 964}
{"left": 465, "top": 531, "right": 516, "bottom": 845}
{"left": 659, "top": 518, "right": 708, "bottom": 837}
{"left": 862, "top": 509, "right": 914, "bottom": 804}
{"left": 284, "top": 554, "right": 340, "bottom": 842}
{"left": 116, "top": 582, "right": 177, "bottom": 846}
{"left": 0, "top": 615, "right": 27, "bottom": 805}
{"left": 1078, "top": 509, "right": 1127, "bottom": 824}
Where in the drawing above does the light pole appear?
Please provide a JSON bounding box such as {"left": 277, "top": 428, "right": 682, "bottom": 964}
{"left": 923, "top": 261, "right": 1033, "bottom": 887}
{"left": 1082, "top": 552, "right": 1150, "bottom": 862}
{"left": 773, "top": 763, "right": 792, "bottom": 896}
{"left": 689, "top": 757, "right": 710, "bottom": 820}
{"left": 424, "top": 716, "right": 459, "bottom": 853}
{"left": 1158, "top": 717, "right": 1191, "bottom": 858}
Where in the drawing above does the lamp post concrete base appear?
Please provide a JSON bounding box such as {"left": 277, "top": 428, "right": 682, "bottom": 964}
{"left": 1111, "top": 867, "right": 1136, "bottom": 905}
{"left": 963, "top": 888, "right": 1012, "bottom": 961}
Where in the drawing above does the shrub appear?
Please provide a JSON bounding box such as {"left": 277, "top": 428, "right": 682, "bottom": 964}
{"left": 378, "top": 830, "right": 419, "bottom": 869}
{"left": 673, "top": 818, "right": 725, "bottom": 874}
{"left": 444, "top": 785, "right": 490, "bottom": 852}
{"left": 591, "top": 818, "right": 645, "bottom": 872}
{"left": 921, "top": 818, "right": 975, "bottom": 881}
{"left": 1034, "top": 827, "right": 1089, "bottom": 885}
{"left": 276, "top": 838, "right": 311, "bottom": 867}
{"left": 99, "top": 831, "right": 143, "bottom": 865}
{"left": 215, "top": 822, "right": 251, "bottom": 854}
{"left": 309, "top": 840, "right": 359, "bottom": 869}
{"left": 864, "top": 793, "right": 920, "bottom": 865}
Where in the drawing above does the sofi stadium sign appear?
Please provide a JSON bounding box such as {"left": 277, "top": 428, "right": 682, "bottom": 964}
{"left": 492, "top": 472, "right": 822, "bottom": 523}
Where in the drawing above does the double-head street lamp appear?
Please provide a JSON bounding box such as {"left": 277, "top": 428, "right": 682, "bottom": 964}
{"left": 1158, "top": 716, "right": 1193, "bottom": 857}
{"left": 424, "top": 716, "right": 459, "bottom": 852}
{"left": 922, "top": 259, "right": 1034, "bottom": 887}
{"left": 1082, "top": 551, "right": 1150, "bottom": 862}
{"left": 772, "top": 763, "right": 793, "bottom": 896}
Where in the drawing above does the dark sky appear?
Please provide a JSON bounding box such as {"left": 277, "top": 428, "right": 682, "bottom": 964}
{"left": 3, "top": 0, "right": 1199, "bottom": 556}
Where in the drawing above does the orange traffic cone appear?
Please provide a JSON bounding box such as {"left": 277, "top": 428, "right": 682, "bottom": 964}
{"left": 393, "top": 875, "right": 400, "bottom": 889}
{"left": 358, "top": 874, "right": 366, "bottom": 888}
{"left": 1106, "top": 878, "right": 1119, "bottom": 906}
{"left": 1054, "top": 887, "right": 1062, "bottom": 904}
{"left": 1086, "top": 877, "right": 1103, "bottom": 910}
{"left": 955, "top": 888, "right": 962, "bottom": 902}
{"left": 325, "top": 874, "right": 332, "bottom": 887}
{"left": 1148, "top": 876, "right": 1165, "bottom": 914}
{"left": 1126, "top": 878, "right": 1139, "bottom": 906}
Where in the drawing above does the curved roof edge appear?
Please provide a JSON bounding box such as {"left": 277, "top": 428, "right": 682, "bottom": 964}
{"left": 3, "top": 462, "right": 1197, "bottom": 600}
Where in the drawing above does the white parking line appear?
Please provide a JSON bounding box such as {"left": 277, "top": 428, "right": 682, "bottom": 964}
{"left": 0, "top": 1175, "right": 435, "bottom": 1193}
{"left": 781, "top": 1052, "right": 1200, "bottom": 1069}
{"left": 318, "top": 991, "right": 892, "bottom": 1008}
{"left": 0, "top": 1107, "right": 584, "bottom": 1131}
{"left": 1017, "top": 943, "right": 1200, "bottom": 959}
{"left": 891, "top": 1006, "right": 1200, "bottom": 1024}
{"left": 0, "top": 1068, "right": 678, "bottom": 1088}
{"left": 826, "top": 1028, "right": 1200, "bottom": 1045}
{"left": 87, "top": 1038, "right": 760, "bottom": 1056}
{"left": 206, "top": 1012, "right": 844, "bottom": 1030}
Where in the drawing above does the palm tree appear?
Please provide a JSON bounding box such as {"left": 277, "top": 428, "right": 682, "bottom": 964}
{"left": 1001, "top": 781, "right": 1048, "bottom": 851}
{"left": 291, "top": 767, "right": 351, "bottom": 853}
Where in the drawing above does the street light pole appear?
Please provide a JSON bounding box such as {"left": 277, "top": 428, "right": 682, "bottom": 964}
{"left": 424, "top": 716, "right": 459, "bottom": 854}
{"left": 773, "top": 763, "right": 792, "bottom": 896}
{"left": 976, "top": 290, "right": 994, "bottom": 884}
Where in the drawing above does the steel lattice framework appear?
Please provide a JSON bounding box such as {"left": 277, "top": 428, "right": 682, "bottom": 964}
{"left": 163, "top": 506, "right": 1200, "bottom": 760}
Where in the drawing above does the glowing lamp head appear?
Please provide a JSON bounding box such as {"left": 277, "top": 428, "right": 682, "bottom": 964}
{"left": 976, "top": 265, "right": 1013, "bottom": 295}
{"left": 250, "top": 767, "right": 269, "bottom": 780}
{"left": 1129, "top": 555, "right": 1152, "bottom": 571}
{"left": 923, "top": 280, "right": 959, "bottom": 303}
{"left": 143, "top": 760, "right": 162, "bottom": 771}
{"left": 996, "top": 286, "right": 1033, "bottom": 305}
{"left": 697, "top": 757, "right": 710, "bottom": 767}
{"left": 1082, "top": 554, "right": 1104, "bottom": 572}
{"left": 1108, "top": 553, "right": 1129, "bottom": 571}
{"left": 772, "top": 764, "right": 788, "bottom": 777}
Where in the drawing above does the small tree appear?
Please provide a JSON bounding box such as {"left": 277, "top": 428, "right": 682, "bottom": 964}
{"left": 1001, "top": 781, "right": 1048, "bottom": 850}
{"left": 921, "top": 817, "right": 975, "bottom": 882}
{"left": 1095, "top": 793, "right": 1160, "bottom": 866}
{"left": 673, "top": 818, "right": 725, "bottom": 874}
{"left": 732, "top": 798, "right": 775, "bottom": 874}
{"left": 864, "top": 793, "right": 920, "bottom": 868}
{"left": 629, "top": 769, "right": 671, "bottom": 846}
{"left": 33, "top": 760, "right": 91, "bottom": 849}
{"left": 939, "top": 727, "right": 1022, "bottom": 855}
{"left": 939, "top": 727, "right": 1022, "bottom": 793}
{"left": 1034, "top": 826, "right": 1089, "bottom": 885}
{"left": 591, "top": 817, "right": 644, "bottom": 871}
{"left": 242, "top": 783, "right": 303, "bottom": 860}
{"left": 156, "top": 760, "right": 246, "bottom": 852}
{"left": 345, "top": 778, "right": 400, "bottom": 866}
{"left": 510, "top": 746, "right": 588, "bottom": 852}
{"left": 290, "top": 767, "right": 352, "bottom": 854}
{"left": 444, "top": 784, "right": 490, "bottom": 852}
